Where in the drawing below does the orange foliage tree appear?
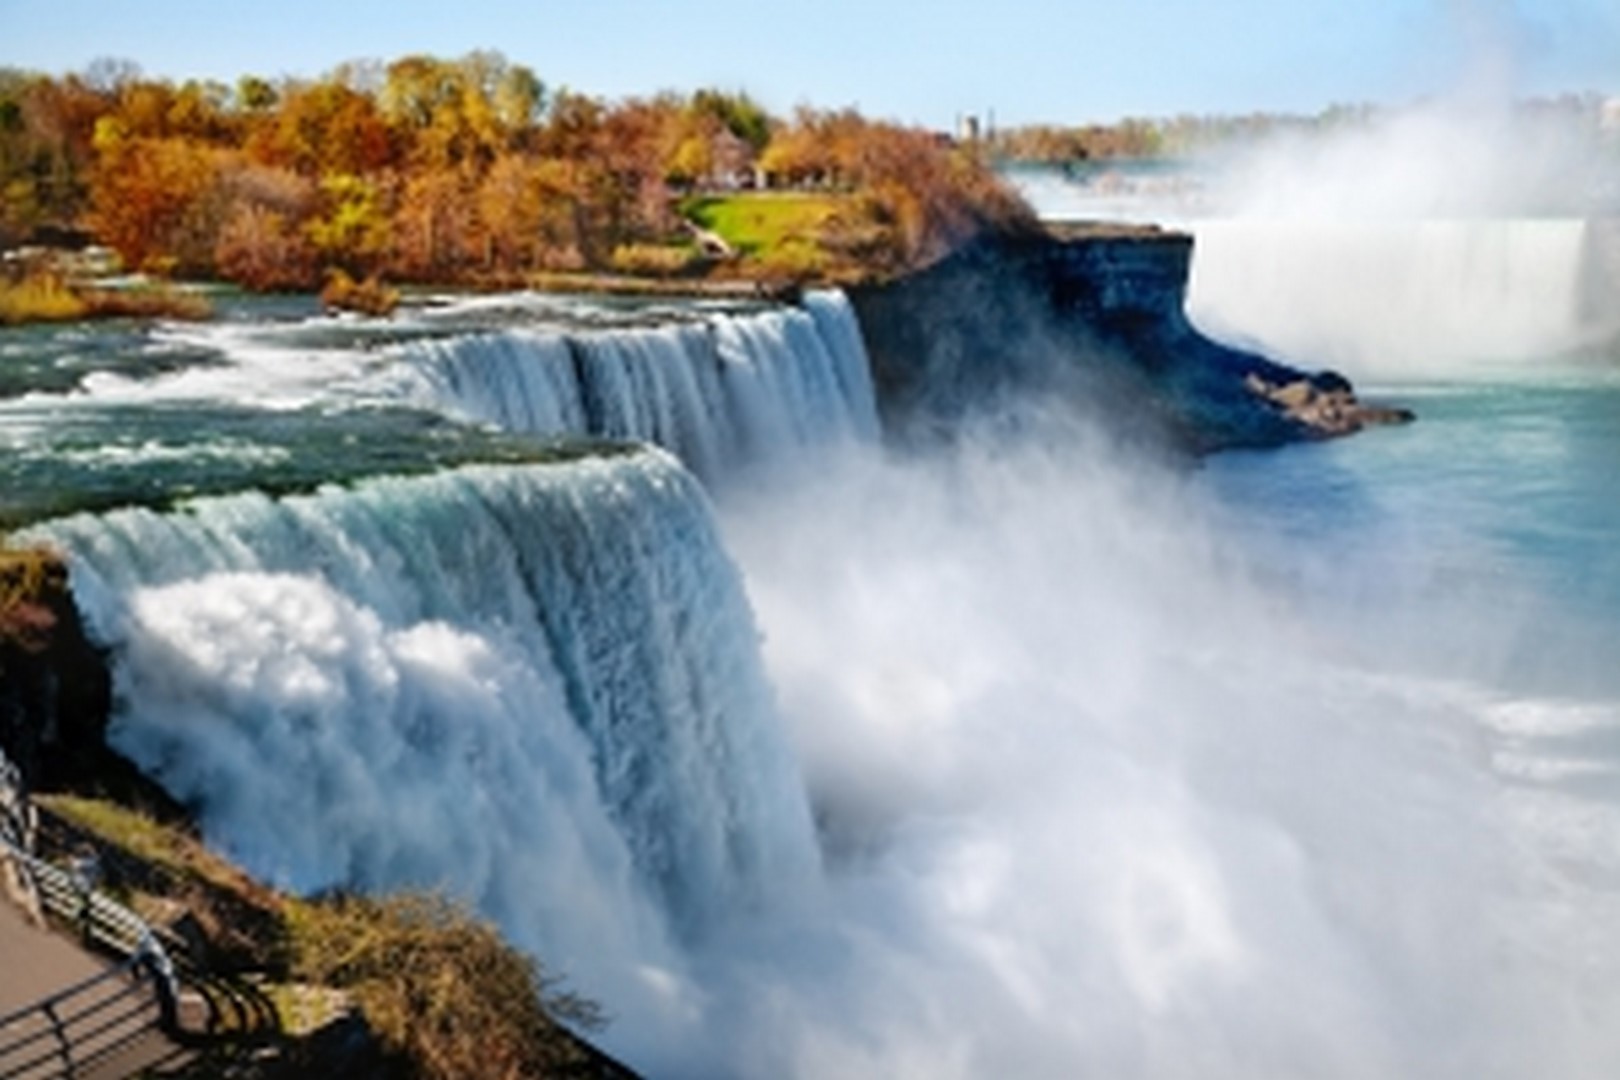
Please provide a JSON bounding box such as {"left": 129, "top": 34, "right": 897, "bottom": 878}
{"left": 6, "top": 51, "right": 1033, "bottom": 289}
{"left": 89, "top": 118, "right": 228, "bottom": 274}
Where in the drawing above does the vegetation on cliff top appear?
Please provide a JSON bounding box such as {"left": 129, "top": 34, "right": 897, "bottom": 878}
{"left": 37, "top": 794, "right": 610, "bottom": 1079}
{"left": 289, "top": 893, "right": 605, "bottom": 1079}
{"left": 0, "top": 542, "right": 64, "bottom": 652}
{"left": 0, "top": 53, "right": 1034, "bottom": 299}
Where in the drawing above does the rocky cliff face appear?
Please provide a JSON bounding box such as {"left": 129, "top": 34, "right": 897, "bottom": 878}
{"left": 0, "top": 547, "right": 165, "bottom": 808}
{"left": 849, "top": 224, "right": 1410, "bottom": 453}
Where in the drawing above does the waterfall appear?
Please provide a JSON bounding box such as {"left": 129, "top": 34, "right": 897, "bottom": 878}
{"left": 23, "top": 451, "right": 820, "bottom": 1015}
{"left": 390, "top": 291, "right": 880, "bottom": 480}
{"left": 1186, "top": 218, "right": 1610, "bottom": 377}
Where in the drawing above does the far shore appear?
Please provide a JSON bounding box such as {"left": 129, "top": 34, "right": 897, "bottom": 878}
{"left": 1, "top": 220, "right": 1185, "bottom": 326}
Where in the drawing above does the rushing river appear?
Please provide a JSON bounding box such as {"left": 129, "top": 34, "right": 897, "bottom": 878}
{"left": 4, "top": 236, "right": 1619, "bottom": 1076}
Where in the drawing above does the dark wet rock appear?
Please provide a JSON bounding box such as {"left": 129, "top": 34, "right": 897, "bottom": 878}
{"left": 1244, "top": 373, "right": 1416, "bottom": 438}
{"left": 849, "top": 224, "right": 1413, "bottom": 454}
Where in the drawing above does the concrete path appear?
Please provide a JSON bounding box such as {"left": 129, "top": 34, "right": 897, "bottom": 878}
{"left": 1, "top": 893, "right": 187, "bottom": 1077}
{"left": 0, "top": 896, "right": 110, "bottom": 1014}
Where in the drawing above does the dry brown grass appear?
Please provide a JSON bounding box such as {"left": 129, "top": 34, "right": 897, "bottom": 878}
{"left": 321, "top": 269, "right": 400, "bottom": 316}
{"left": 287, "top": 892, "right": 602, "bottom": 1080}
{"left": 0, "top": 273, "right": 211, "bottom": 325}
{"left": 38, "top": 795, "right": 608, "bottom": 1076}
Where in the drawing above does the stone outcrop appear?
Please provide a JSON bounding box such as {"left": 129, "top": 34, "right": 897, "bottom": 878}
{"left": 1243, "top": 371, "right": 1413, "bottom": 437}
{"left": 0, "top": 547, "right": 173, "bottom": 812}
{"left": 849, "top": 223, "right": 1412, "bottom": 453}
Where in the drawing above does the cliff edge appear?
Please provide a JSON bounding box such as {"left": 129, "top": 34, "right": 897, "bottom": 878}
{"left": 849, "top": 223, "right": 1411, "bottom": 453}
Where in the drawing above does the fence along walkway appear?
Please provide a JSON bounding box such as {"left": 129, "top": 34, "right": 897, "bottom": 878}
{"left": 0, "top": 748, "right": 184, "bottom": 1079}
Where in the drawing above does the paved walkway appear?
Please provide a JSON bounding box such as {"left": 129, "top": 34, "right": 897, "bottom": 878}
{"left": 0, "top": 894, "right": 111, "bottom": 1014}
{"left": 1, "top": 890, "right": 187, "bottom": 1078}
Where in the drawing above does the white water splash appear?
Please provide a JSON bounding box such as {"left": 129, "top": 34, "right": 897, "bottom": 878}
{"left": 705, "top": 411, "right": 1620, "bottom": 1079}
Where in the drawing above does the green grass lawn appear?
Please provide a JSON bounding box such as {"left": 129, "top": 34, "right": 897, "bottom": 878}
{"left": 682, "top": 192, "right": 845, "bottom": 257}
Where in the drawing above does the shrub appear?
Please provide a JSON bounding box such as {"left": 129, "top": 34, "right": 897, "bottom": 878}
{"left": 0, "top": 545, "right": 64, "bottom": 652}
{"left": 0, "top": 272, "right": 210, "bottom": 325}
{"left": 321, "top": 268, "right": 400, "bottom": 317}
{"left": 0, "top": 274, "right": 89, "bottom": 325}
{"left": 609, "top": 242, "right": 703, "bottom": 278}
{"left": 751, "top": 240, "right": 829, "bottom": 285}
{"left": 80, "top": 286, "right": 211, "bottom": 322}
{"left": 287, "top": 892, "right": 601, "bottom": 1080}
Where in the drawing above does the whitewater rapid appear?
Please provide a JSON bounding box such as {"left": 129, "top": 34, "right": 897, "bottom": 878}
{"left": 381, "top": 290, "right": 879, "bottom": 482}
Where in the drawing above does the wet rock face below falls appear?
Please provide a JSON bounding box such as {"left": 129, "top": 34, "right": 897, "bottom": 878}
{"left": 0, "top": 549, "right": 106, "bottom": 789}
{"left": 0, "top": 547, "right": 159, "bottom": 806}
{"left": 849, "top": 224, "right": 1412, "bottom": 452}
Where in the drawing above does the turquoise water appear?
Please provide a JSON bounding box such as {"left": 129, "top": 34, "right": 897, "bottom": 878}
{"left": 0, "top": 292, "right": 827, "bottom": 528}
{"left": 1203, "top": 357, "right": 1620, "bottom": 682}
{"left": 0, "top": 302, "right": 571, "bottom": 527}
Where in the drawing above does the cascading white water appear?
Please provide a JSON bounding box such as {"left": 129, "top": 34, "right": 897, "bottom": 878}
{"left": 1174, "top": 98, "right": 1620, "bottom": 381}
{"left": 23, "top": 452, "right": 821, "bottom": 1054}
{"left": 1187, "top": 218, "right": 1610, "bottom": 377}
{"left": 390, "top": 291, "right": 879, "bottom": 481}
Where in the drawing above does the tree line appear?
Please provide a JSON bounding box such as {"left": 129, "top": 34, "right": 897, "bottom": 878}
{"left": 0, "top": 53, "right": 1033, "bottom": 289}
{"left": 988, "top": 93, "right": 1614, "bottom": 163}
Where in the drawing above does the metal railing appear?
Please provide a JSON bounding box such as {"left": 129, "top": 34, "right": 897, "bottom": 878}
{"left": 0, "top": 749, "right": 28, "bottom": 852}
{"left": 0, "top": 747, "right": 180, "bottom": 1079}
{"left": 0, "top": 943, "right": 170, "bottom": 1080}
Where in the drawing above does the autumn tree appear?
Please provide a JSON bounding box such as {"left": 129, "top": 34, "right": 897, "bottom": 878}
{"left": 245, "top": 79, "right": 393, "bottom": 176}
{"left": 474, "top": 153, "right": 578, "bottom": 273}
{"left": 0, "top": 70, "right": 111, "bottom": 245}
{"left": 393, "top": 167, "right": 478, "bottom": 279}
{"left": 7, "top": 52, "right": 1038, "bottom": 288}
{"left": 306, "top": 172, "right": 391, "bottom": 277}
{"left": 214, "top": 163, "right": 317, "bottom": 289}
{"left": 88, "top": 116, "right": 230, "bottom": 274}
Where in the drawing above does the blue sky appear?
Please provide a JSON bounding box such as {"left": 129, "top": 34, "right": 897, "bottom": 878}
{"left": 2, "top": 0, "right": 1616, "bottom": 127}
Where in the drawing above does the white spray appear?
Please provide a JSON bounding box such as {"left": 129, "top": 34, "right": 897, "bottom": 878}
{"left": 1185, "top": 97, "right": 1619, "bottom": 377}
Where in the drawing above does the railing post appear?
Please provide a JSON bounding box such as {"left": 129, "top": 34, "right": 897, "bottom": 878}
{"left": 138, "top": 935, "right": 181, "bottom": 1034}
{"left": 1, "top": 755, "right": 191, "bottom": 1069}
{"left": 66, "top": 848, "right": 101, "bottom": 947}
{"left": 42, "top": 998, "right": 76, "bottom": 1078}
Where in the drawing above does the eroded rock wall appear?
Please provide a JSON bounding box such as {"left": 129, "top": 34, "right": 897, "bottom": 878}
{"left": 850, "top": 225, "right": 1405, "bottom": 452}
